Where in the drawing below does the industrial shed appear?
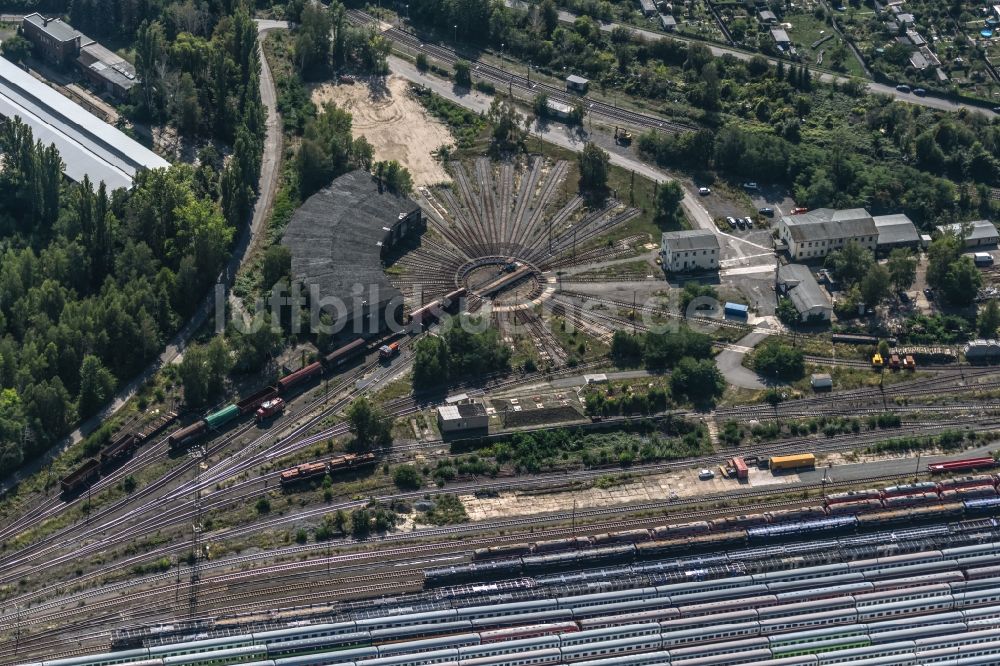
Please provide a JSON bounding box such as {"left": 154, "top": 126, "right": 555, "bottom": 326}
{"left": 937, "top": 220, "right": 999, "bottom": 248}
{"left": 874, "top": 213, "right": 920, "bottom": 251}
{"left": 0, "top": 56, "right": 168, "bottom": 190}
{"left": 777, "top": 264, "right": 832, "bottom": 322}
{"left": 437, "top": 402, "right": 489, "bottom": 437}
{"left": 282, "top": 170, "right": 423, "bottom": 336}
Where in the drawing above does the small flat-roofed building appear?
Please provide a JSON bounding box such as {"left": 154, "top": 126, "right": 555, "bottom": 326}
{"left": 77, "top": 42, "right": 137, "bottom": 99}
{"left": 566, "top": 75, "right": 589, "bottom": 93}
{"left": 874, "top": 213, "right": 920, "bottom": 251}
{"left": 21, "top": 13, "right": 88, "bottom": 66}
{"left": 638, "top": 0, "right": 657, "bottom": 17}
{"left": 909, "top": 51, "right": 929, "bottom": 70}
{"left": 660, "top": 13, "right": 677, "bottom": 31}
{"left": 660, "top": 230, "right": 720, "bottom": 272}
{"left": 0, "top": 56, "right": 168, "bottom": 190}
{"left": 437, "top": 401, "right": 489, "bottom": 437}
{"left": 777, "top": 263, "right": 832, "bottom": 322}
{"left": 759, "top": 9, "right": 778, "bottom": 23}
{"left": 282, "top": 170, "right": 423, "bottom": 336}
{"left": 777, "top": 208, "right": 877, "bottom": 261}
{"left": 937, "top": 220, "right": 999, "bottom": 248}
{"left": 771, "top": 28, "right": 791, "bottom": 47}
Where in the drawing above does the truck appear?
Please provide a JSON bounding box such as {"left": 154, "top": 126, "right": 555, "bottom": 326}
{"left": 256, "top": 397, "right": 285, "bottom": 423}
{"left": 768, "top": 453, "right": 816, "bottom": 472}
{"left": 614, "top": 126, "right": 633, "bottom": 145}
{"left": 379, "top": 342, "right": 401, "bottom": 359}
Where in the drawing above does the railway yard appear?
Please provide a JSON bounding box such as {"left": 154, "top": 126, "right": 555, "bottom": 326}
{"left": 6, "top": 149, "right": 1000, "bottom": 666}
{"left": 6, "top": 10, "right": 1000, "bottom": 666}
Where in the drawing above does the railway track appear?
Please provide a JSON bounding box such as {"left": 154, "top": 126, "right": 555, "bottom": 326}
{"left": 345, "top": 10, "right": 695, "bottom": 135}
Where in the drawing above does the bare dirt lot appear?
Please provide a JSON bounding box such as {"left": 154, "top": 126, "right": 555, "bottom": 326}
{"left": 311, "top": 75, "right": 454, "bottom": 186}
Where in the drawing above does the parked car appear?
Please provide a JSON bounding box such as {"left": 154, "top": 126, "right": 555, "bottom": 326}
{"left": 726, "top": 216, "right": 737, "bottom": 229}
{"left": 735, "top": 217, "right": 745, "bottom": 230}
{"left": 758, "top": 207, "right": 774, "bottom": 217}
{"left": 898, "top": 291, "right": 910, "bottom": 303}
{"left": 993, "top": 107, "right": 1000, "bottom": 115}
{"left": 913, "top": 88, "right": 926, "bottom": 96}
{"left": 743, "top": 181, "right": 758, "bottom": 190}
{"left": 896, "top": 84, "right": 911, "bottom": 93}
{"left": 699, "top": 469, "right": 715, "bottom": 480}
{"left": 698, "top": 187, "right": 711, "bottom": 195}
{"left": 744, "top": 216, "right": 754, "bottom": 229}
{"left": 924, "top": 288, "right": 934, "bottom": 301}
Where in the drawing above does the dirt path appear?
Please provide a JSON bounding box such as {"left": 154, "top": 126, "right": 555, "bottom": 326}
{"left": 311, "top": 75, "right": 453, "bottom": 186}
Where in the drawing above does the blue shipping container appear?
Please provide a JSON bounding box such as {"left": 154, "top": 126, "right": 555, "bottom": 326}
{"left": 724, "top": 302, "right": 749, "bottom": 318}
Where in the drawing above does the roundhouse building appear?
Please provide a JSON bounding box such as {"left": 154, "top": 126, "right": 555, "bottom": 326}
{"left": 282, "top": 170, "right": 423, "bottom": 335}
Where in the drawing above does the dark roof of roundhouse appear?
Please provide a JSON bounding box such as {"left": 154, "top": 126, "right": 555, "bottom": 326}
{"left": 282, "top": 170, "right": 419, "bottom": 313}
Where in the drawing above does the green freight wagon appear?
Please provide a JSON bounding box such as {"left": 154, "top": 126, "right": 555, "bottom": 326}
{"left": 205, "top": 404, "right": 240, "bottom": 429}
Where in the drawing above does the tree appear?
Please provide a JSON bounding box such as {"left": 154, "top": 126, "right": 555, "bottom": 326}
{"left": 135, "top": 21, "right": 166, "bottom": 116}
{"left": 374, "top": 160, "right": 413, "bottom": 194}
{"left": 347, "top": 397, "right": 393, "bottom": 451}
{"left": 776, "top": 297, "right": 800, "bottom": 326}
{"left": 979, "top": 300, "right": 1000, "bottom": 338}
{"left": 669, "top": 357, "right": 724, "bottom": 405}
{"left": 177, "top": 336, "right": 232, "bottom": 406}
{"left": 415, "top": 52, "right": 429, "bottom": 72}
{"left": 752, "top": 341, "right": 805, "bottom": 381}
{"left": 78, "top": 355, "right": 116, "bottom": 418}
{"left": 487, "top": 98, "right": 525, "bottom": 154}
{"left": 610, "top": 331, "right": 643, "bottom": 367}
{"left": 173, "top": 72, "right": 201, "bottom": 136}
{"left": 1, "top": 34, "right": 31, "bottom": 64}
{"left": 392, "top": 465, "right": 422, "bottom": 490}
{"left": 295, "top": 1, "right": 332, "bottom": 76}
{"left": 655, "top": 181, "right": 685, "bottom": 227}
{"left": 859, "top": 263, "right": 891, "bottom": 308}
{"left": 886, "top": 248, "right": 917, "bottom": 293}
{"left": 927, "top": 233, "right": 963, "bottom": 290}
{"left": 261, "top": 245, "right": 292, "bottom": 291}
{"left": 941, "top": 257, "right": 982, "bottom": 307}
{"left": 578, "top": 143, "right": 610, "bottom": 203}
{"left": 824, "top": 241, "right": 873, "bottom": 286}
{"left": 453, "top": 60, "right": 472, "bottom": 87}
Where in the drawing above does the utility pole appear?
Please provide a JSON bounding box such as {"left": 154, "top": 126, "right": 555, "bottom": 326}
{"left": 632, "top": 291, "right": 637, "bottom": 334}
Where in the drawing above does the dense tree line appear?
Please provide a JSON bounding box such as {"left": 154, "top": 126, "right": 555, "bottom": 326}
{"left": 412, "top": 317, "right": 511, "bottom": 390}
{"left": 291, "top": 0, "right": 390, "bottom": 79}
{"left": 0, "top": 2, "right": 265, "bottom": 476}
{"left": 0, "top": 124, "right": 243, "bottom": 471}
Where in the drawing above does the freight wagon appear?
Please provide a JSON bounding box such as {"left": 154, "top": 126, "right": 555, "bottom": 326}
{"left": 928, "top": 457, "right": 997, "bottom": 474}
{"left": 60, "top": 459, "right": 101, "bottom": 494}
{"left": 278, "top": 453, "right": 377, "bottom": 486}
{"left": 768, "top": 454, "right": 817, "bottom": 472}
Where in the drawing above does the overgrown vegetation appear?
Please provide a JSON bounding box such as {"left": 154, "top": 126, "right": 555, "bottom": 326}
{"left": 412, "top": 316, "right": 511, "bottom": 390}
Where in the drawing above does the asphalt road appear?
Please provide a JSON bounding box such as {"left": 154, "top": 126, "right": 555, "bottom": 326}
{"left": 715, "top": 329, "right": 772, "bottom": 389}
{"left": 0, "top": 22, "right": 285, "bottom": 495}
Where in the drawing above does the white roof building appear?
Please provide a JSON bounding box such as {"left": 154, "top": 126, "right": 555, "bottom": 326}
{"left": 0, "top": 56, "right": 168, "bottom": 190}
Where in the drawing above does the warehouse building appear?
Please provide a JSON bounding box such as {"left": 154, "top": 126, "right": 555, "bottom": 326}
{"left": 21, "top": 13, "right": 85, "bottom": 66}
{"left": 282, "top": 170, "right": 423, "bottom": 336}
{"left": 0, "top": 56, "right": 168, "bottom": 190}
{"left": 660, "top": 230, "right": 720, "bottom": 272}
{"left": 437, "top": 401, "right": 489, "bottom": 438}
{"left": 776, "top": 208, "right": 877, "bottom": 261}
{"left": 937, "top": 220, "right": 999, "bottom": 248}
{"left": 874, "top": 213, "right": 920, "bottom": 252}
{"left": 21, "top": 14, "right": 138, "bottom": 99}
{"left": 777, "top": 263, "right": 832, "bottom": 322}
{"left": 77, "top": 43, "right": 138, "bottom": 99}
